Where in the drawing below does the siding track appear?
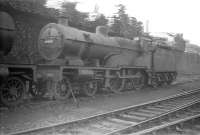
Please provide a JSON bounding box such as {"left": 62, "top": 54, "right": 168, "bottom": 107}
{"left": 11, "top": 88, "right": 200, "bottom": 135}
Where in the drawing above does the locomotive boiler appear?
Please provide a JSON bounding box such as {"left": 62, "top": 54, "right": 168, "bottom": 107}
{"left": 38, "top": 19, "right": 141, "bottom": 67}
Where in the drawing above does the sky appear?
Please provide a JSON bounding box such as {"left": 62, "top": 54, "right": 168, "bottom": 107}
{"left": 47, "top": 0, "right": 200, "bottom": 45}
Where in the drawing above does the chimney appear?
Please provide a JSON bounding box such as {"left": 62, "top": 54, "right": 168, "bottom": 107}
{"left": 58, "top": 15, "right": 69, "bottom": 26}
{"left": 96, "top": 26, "right": 109, "bottom": 37}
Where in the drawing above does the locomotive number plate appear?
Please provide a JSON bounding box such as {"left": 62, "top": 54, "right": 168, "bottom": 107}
{"left": 44, "top": 39, "right": 54, "bottom": 44}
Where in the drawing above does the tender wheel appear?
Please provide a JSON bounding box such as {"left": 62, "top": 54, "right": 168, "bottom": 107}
{"left": 0, "top": 76, "right": 25, "bottom": 106}
{"left": 29, "top": 80, "right": 47, "bottom": 98}
{"left": 109, "top": 78, "right": 124, "bottom": 93}
{"left": 172, "top": 73, "right": 177, "bottom": 81}
{"left": 159, "top": 74, "right": 167, "bottom": 86}
{"left": 166, "top": 80, "right": 173, "bottom": 85}
{"left": 83, "top": 80, "right": 98, "bottom": 97}
{"left": 132, "top": 72, "right": 145, "bottom": 90}
{"left": 166, "top": 73, "right": 174, "bottom": 85}
{"left": 55, "top": 78, "right": 71, "bottom": 100}
{"left": 151, "top": 77, "right": 159, "bottom": 88}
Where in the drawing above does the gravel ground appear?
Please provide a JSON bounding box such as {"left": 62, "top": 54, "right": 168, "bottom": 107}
{"left": 153, "top": 118, "right": 200, "bottom": 135}
{"left": 1, "top": 74, "right": 200, "bottom": 135}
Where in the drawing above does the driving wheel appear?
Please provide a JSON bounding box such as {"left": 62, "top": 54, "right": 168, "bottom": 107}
{"left": 0, "top": 76, "right": 25, "bottom": 106}
{"left": 133, "top": 72, "right": 145, "bottom": 90}
{"left": 55, "top": 78, "right": 71, "bottom": 100}
{"left": 83, "top": 80, "right": 98, "bottom": 97}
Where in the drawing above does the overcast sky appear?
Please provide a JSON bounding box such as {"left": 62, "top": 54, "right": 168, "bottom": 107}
{"left": 47, "top": 0, "right": 200, "bottom": 45}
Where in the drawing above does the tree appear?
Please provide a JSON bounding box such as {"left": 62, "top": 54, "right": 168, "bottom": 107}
{"left": 34, "top": 0, "right": 46, "bottom": 5}
{"left": 0, "top": 0, "right": 58, "bottom": 18}
{"left": 0, "top": 0, "right": 59, "bottom": 64}
{"left": 94, "top": 14, "right": 108, "bottom": 26}
{"left": 60, "top": 2, "right": 88, "bottom": 29}
{"left": 109, "top": 15, "right": 120, "bottom": 36}
{"left": 109, "top": 4, "right": 144, "bottom": 39}
{"left": 84, "top": 14, "right": 109, "bottom": 32}
{"left": 129, "top": 17, "right": 143, "bottom": 37}
{"left": 60, "top": 2, "right": 109, "bottom": 32}
{"left": 110, "top": 4, "right": 128, "bottom": 37}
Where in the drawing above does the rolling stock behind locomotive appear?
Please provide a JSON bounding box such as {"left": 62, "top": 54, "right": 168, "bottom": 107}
{"left": 0, "top": 13, "right": 182, "bottom": 106}
{"left": 0, "top": 12, "right": 15, "bottom": 84}
{"left": 0, "top": 12, "right": 15, "bottom": 56}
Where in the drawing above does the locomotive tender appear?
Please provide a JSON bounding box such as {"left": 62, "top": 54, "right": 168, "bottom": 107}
{"left": 0, "top": 12, "right": 181, "bottom": 106}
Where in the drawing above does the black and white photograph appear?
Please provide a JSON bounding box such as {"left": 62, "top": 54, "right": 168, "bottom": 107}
{"left": 0, "top": 0, "right": 200, "bottom": 134}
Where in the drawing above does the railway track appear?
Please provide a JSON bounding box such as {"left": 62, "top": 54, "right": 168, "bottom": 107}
{"left": 131, "top": 106, "right": 200, "bottom": 135}
{"left": 10, "top": 88, "right": 200, "bottom": 135}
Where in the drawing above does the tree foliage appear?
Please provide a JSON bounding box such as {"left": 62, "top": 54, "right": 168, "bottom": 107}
{"left": 0, "top": 0, "right": 58, "bottom": 18}
{"left": 61, "top": 2, "right": 88, "bottom": 29}
{"left": 60, "top": 2, "right": 109, "bottom": 32}
{"left": 60, "top": 2, "right": 143, "bottom": 36}
{"left": 83, "top": 14, "right": 109, "bottom": 32}
{"left": 0, "top": 0, "right": 59, "bottom": 64}
{"left": 94, "top": 14, "right": 108, "bottom": 27}
{"left": 109, "top": 4, "right": 144, "bottom": 39}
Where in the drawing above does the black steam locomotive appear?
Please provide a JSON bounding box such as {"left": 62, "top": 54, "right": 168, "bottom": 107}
{"left": 0, "top": 12, "right": 184, "bottom": 106}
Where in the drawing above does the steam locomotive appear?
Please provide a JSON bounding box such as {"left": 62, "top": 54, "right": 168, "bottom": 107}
{"left": 0, "top": 12, "right": 183, "bottom": 106}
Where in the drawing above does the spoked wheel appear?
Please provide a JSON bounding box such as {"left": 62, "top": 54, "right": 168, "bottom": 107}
{"left": 109, "top": 78, "right": 125, "bottom": 93}
{"left": 132, "top": 72, "right": 145, "bottom": 90}
{"left": 166, "top": 73, "right": 175, "bottom": 85}
{"left": 151, "top": 77, "right": 159, "bottom": 88}
{"left": 166, "top": 75, "right": 173, "bottom": 85}
{"left": 0, "top": 76, "right": 25, "bottom": 106}
{"left": 171, "top": 73, "right": 177, "bottom": 82}
{"left": 158, "top": 74, "right": 167, "bottom": 86}
{"left": 125, "top": 79, "right": 134, "bottom": 90}
{"left": 55, "top": 78, "right": 71, "bottom": 100}
{"left": 83, "top": 80, "right": 98, "bottom": 97}
{"left": 29, "top": 80, "right": 47, "bottom": 99}
{"left": 166, "top": 80, "right": 173, "bottom": 85}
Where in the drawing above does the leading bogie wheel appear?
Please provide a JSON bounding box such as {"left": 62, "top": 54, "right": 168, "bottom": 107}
{"left": 29, "top": 80, "right": 47, "bottom": 99}
{"left": 83, "top": 80, "right": 98, "bottom": 97}
{"left": 0, "top": 76, "right": 25, "bottom": 106}
{"left": 55, "top": 78, "right": 71, "bottom": 100}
